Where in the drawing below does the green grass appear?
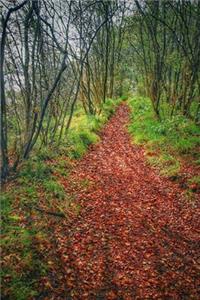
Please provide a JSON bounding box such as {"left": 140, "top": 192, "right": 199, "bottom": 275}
{"left": 1, "top": 187, "right": 45, "bottom": 299}
{"left": 128, "top": 96, "right": 200, "bottom": 177}
{"left": 1, "top": 193, "right": 12, "bottom": 223}
{"left": 19, "top": 159, "right": 52, "bottom": 181}
{"left": 148, "top": 154, "right": 181, "bottom": 178}
{"left": 53, "top": 158, "right": 71, "bottom": 177}
{"left": 37, "top": 147, "right": 56, "bottom": 161}
{"left": 1, "top": 97, "right": 121, "bottom": 299}
{"left": 67, "top": 129, "right": 99, "bottom": 159}
{"left": 1, "top": 157, "right": 61, "bottom": 299}
{"left": 67, "top": 98, "right": 121, "bottom": 159}
{"left": 1, "top": 190, "right": 42, "bottom": 299}
{"left": 43, "top": 179, "right": 65, "bottom": 200}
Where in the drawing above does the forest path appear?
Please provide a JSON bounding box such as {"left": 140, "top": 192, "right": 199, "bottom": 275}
{"left": 55, "top": 104, "right": 200, "bottom": 299}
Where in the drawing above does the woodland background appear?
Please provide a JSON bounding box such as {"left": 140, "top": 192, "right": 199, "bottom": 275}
{"left": 1, "top": 1, "right": 200, "bottom": 299}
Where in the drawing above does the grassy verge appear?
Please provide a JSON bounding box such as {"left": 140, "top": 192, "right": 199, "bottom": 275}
{"left": 65, "top": 98, "right": 122, "bottom": 159}
{"left": 1, "top": 98, "right": 121, "bottom": 299}
{"left": 128, "top": 96, "right": 200, "bottom": 192}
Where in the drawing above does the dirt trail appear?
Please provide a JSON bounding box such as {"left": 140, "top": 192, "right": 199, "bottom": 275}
{"left": 54, "top": 104, "right": 200, "bottom": 299}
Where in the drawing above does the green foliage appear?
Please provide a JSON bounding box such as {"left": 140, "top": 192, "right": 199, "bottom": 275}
{"left": 79, "top": 131, "right": 98, "bottom": 147}
{"left": 67, "top": 98, "right": 121, "bottom": 159}
{"left": 87, "top": 115, "right": 102, "bottom": 132}
{"left": 67, "top": 129, "right": 98, "bottom": 159}
{"left": 1, "top": 159, "right": 58, "bottom": 299}
{"left": 101, "top": 98, "right": 121, "bottom": 118}
{"left": 19, "top": 186, "right": 38, "bottom": 204}
{"left": 1, "top": 270, "right": 38, "bottom": 300}
{"left": 37, "top": 147, "right": 56, "bottom": 161}
{"left": 128, "top": 97, "right": 200, "bottom": 152}
{"left": 19, "top": 159, "right": 52, "bottom": 181}
{"left": 128, "top": 96, "right": 200, "bottom": 177}
{"left": 120, "top": 95, "right": 129, "bottom": 101}
{"left": 53, "top": 159, "right": 70, "bottom": 177}
{"left": 43, "top": 179, "right": 65, "bottom": 200}
{"left": 1, "top": 206, "right": 40, "bottom": 299}
{"left": 1, "top": 193, "right": 12, "bottom": 221}
{"left": 148, "top": 154, "right": 180, "bottom": 177}
{"left": 194, "top": 158, "right": 200, "bottom": 166}
{"left": 136, "top": 81, "right": 147, "bottom": 97}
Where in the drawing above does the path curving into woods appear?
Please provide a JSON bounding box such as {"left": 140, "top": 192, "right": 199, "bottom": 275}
{"left": 54, "top": 104, "right": 200, "bottom": 299}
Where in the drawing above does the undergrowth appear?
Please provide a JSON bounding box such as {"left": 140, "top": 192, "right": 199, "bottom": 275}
{"left": 1, "top": 97, "right": 121, "bottom": 299}
{"left": 66, "top": 98, "right": 121, "bottom": 158}
{"left": 128, "top": 96, "right": 200, "bottom": 179}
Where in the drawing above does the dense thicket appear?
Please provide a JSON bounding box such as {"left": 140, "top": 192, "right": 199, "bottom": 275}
{"left": 1, "top": 0, "right": 200, "bottom": 181}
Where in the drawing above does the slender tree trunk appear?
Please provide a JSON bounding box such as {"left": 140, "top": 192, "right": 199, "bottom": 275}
{"left": 0, "top": 18, "right": 9, "bottom": 181}
{"left": 0, "top": 0, "right": 28, "bottom": 181}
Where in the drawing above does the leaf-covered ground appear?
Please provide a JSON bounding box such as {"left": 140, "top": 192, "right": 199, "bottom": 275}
{"left": 51, "top": 104, "right": 199, "bottom": 299}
